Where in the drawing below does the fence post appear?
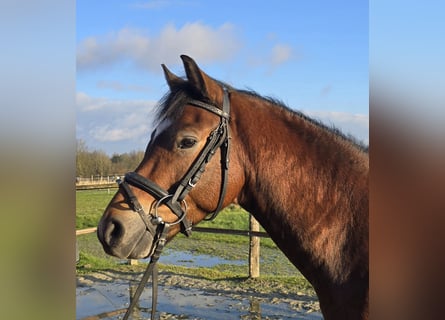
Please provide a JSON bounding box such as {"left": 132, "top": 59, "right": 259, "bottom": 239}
{"left": 128, "top": 259, "right": 138, "bottom": 265}
{"left": 249, "top": 214, "right": 260, "bottom": 278}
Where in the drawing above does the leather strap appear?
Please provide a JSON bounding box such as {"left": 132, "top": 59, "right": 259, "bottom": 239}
{"left": 177, "top": 88, "right": 231, "bottom": 219}
{"left": 121, "top": 173, "right": 193, "bottom": 236}
{"left": 188, "top": 99, "right": 230, "bottom": 119}
{"left": 122, "top": 224, "right": 170, "bottom": 320}
{"left": 124, "top": 172, "right": 184, "bottom": 219}
{"left": 118, "top": 178, "right": 155, "bottom": 232}
{"left": 171, "top": 122, "right": 227, "bottom": 203}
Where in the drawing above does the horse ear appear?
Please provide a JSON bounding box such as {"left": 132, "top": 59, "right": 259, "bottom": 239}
{"left": 161, "top": 64, "right": 185, "bottom": 90}
{"left": 180, "top": 55, "right": 220, "bottom": 101}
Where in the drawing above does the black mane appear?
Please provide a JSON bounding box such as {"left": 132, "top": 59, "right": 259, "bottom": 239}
{"left": 155, "top": 77, "right": 232, "bottom": 124}
{"left": 240, "top": 89, "right": 369, "bottom": 153}
{"left": 155, "top": 80, "right": 368, "bottom": 153}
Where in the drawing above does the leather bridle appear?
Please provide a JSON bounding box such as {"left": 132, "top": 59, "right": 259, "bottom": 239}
{"left": 119, "top": 87, "right": 231, "bottom": 319}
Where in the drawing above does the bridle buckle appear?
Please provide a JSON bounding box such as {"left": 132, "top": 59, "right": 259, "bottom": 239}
{"left": 187, "top": 178, "right": 197, "bottom": 188}
{"left": 151, "top": 216, "right": 163, "bottom": 225}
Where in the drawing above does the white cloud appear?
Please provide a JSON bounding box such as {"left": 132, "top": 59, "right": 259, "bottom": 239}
{"left": 76, "top": 92, "right": 157, "bottom": 144}
{"left": 96, "top": 80, "right": 152, "bottom": 93}
{"left": 270, "top": 44, "right": 293, "bottom": 66}
{"left": 77, "top": 22, "right": 240, "bottom": 72}
{"left": 90, "top": 125, "right": 148, "bottom": 142}
{"left": 247, "top": 41, "right": 297, "bottom": 73}
{"left": 304, "top": 110, "right": 369, "bottom": 144}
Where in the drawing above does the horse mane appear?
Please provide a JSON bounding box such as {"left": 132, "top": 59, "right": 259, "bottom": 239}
{"left": 239, "top": 89, "right": 368, "bottom": 153}
{"left": 155, "top": 77, "right": 233, "bottom": 125}
{"left": 155, "top": 80, "right": 368, "bottom": 153}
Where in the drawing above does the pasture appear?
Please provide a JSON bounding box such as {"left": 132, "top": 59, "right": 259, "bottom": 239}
{"left": 76, "top": 189, "right": 304, "bottom": 277}
{"left": 76, "top": 189, "right": 321, "bottom": 319}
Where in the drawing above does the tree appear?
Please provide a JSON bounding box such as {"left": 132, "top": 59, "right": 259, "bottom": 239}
{"left": 76, "top": 139, "right": 89, "bottom": 177}
{"left": 110, "top": 150, "right": 144, "bottom": 173}
{"left": 76, "top": 139, "right": 144, "bottom": 177}
{"left": 90, "top": 150, "right": 112, "bottom": 176}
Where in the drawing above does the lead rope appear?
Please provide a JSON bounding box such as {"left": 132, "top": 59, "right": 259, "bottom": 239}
{"left": 122, "top": 224, "right": 170, "bottom": 320}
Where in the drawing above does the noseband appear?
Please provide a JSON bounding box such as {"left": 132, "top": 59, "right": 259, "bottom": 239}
{"left": 118, "top": 88, "right": 231, "bottom": 320}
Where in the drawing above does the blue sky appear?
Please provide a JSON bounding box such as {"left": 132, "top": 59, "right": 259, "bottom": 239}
{"left": 77, "top": 0, "right": 368, "bottom": 155}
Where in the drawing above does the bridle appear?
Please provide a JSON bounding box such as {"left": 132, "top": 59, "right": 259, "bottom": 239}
{"left": 119, "top": 87, "right": 230, "bottom": 236}
{"left": 118, "top": 87, "right": 231, "bottom": 319}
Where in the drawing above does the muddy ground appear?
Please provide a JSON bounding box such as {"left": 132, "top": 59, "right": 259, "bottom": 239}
{"left": 77, "top": 269, "right": 322, "bottom": 319}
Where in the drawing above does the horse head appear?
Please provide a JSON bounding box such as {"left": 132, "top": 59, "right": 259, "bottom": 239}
{"left": 97, "top": 55, "right": 243, "bottom": 259}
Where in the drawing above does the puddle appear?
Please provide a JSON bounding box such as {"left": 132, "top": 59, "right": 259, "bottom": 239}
{"left": 78, "top": 250, "right": 321, "bottom": 319}
{"left": 77, "top": 277, "right": 322, "bottom": 320}
{"left": 142, "top": 249, "right": 246, "bottom": 268}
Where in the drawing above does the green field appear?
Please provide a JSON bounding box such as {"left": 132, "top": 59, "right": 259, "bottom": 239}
{"left": 77, "top": 188, "right": 253, "bottom": 231}
{"left": 76, "top": 189, "right": 300, "bottom": 280}
{"left": 76, "top": 189, "right": 116, "bottom": 229}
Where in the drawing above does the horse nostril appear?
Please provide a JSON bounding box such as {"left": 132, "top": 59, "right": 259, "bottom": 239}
{"left": 110, "top": 220, "right": 123, "bottom": 240}
{"left": 101, "top": 219, "right": 124, "bottom": 247}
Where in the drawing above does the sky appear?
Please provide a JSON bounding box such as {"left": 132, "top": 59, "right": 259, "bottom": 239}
{"left": 77, "top": 0, "right": 368, "bottom": 155}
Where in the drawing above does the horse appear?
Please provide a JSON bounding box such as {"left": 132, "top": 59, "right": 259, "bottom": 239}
{"left": 97, "top": 55, "right": 369, "bottom": 320}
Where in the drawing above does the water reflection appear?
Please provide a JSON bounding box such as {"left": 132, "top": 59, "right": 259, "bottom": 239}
{"left": 247, "top": 297, "right": 261, "bottom": 319}
{"left": 143, "top": 249, "right": 245, "bottom": 267}
{"left": 77, "top": 275, "right": 322, "bottom": 319}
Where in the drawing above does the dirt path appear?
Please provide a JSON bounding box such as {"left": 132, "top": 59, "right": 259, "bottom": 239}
{"left": 77, "top": 270, "right": 322, "bottom": 319}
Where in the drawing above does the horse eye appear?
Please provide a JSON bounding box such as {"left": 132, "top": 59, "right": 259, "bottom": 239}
{"left": 178, "top": 137, "right": 197, "bottom": 149}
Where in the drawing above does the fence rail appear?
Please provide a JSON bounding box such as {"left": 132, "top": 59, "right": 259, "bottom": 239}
{"left": 76, "top": 226, "right": 268, "bottom": 238}
{"left": 76, "top": 219, "right": 267, "bottom": 278}
{"left": 192, "top": 226, "right": 268, "bottom": 238}
{"left": 76, "top": 175, "right": 123, "bottom": 186}
{"left": 76, "top": 227, "right": 98, "bottom": 236}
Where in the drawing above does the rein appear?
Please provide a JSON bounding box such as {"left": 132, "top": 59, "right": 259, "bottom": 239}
{"left": 118, "top": 88, "right": 231, "bottom": 319}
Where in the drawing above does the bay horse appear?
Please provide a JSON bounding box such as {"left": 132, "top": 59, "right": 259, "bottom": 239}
{"left": 97, "top": 55, "right": 368, "bottom": 320}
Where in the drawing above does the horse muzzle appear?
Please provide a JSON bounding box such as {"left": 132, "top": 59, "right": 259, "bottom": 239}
{"left": 97, "top": 208, "right": 158, "bottom": 259}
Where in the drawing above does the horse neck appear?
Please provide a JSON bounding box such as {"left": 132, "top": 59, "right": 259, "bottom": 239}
{"left": 231, "top": 93, "right": 368, "bottom": 287}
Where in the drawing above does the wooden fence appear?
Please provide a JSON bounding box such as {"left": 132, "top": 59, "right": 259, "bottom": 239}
{"left": 76, "top": 215, "right": 268, "bottom": 278}
{"left": 76, "top": 175, "right": 122, "bottom": 185}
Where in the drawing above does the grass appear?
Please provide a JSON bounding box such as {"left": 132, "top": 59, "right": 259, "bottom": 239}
{"left": 76, "top": 189, "right": 306, "bottom": 288}
{"left": 77, "top": 257, "right": 315, "bottom": 295}
{"left": 76, "top": 189, "right": 275, "bottom": 247}
{"left": 157, "top": 264, "right": 315, "bottom": 294}
{"left": 76, "top": 188, "right": 116, "bottom": 229}
{"left": 76, "top": 189, "right": 249, "bottom": 230}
